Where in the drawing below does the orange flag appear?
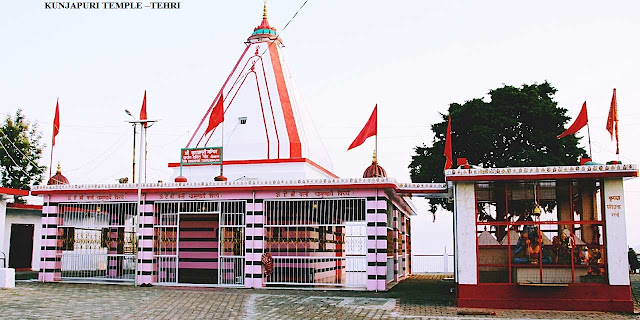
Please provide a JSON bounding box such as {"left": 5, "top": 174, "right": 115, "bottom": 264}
{"left": 557, "top": 102, "right": 588, "bottom": 139}
{"left": 443, "top": 116, "right": 452, "bottom": 171}
{"left": 205, "top": 95, "right": 224, "bottom": 134}
{"left": 52, "top": 99, "right": 60, "bottom": 146}
{"left": 140, "top": 90, "right": 148, "bottom": 127}
{"left": 606, "top": 88, "right": 619, "bottom": 154}
{"left": 348, "top": 105, "right": 377, "bottom": 150}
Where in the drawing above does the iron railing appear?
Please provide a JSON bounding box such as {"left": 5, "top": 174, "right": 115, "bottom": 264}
{"left": 412, "top": 254, "right": 454, "bottom": 274}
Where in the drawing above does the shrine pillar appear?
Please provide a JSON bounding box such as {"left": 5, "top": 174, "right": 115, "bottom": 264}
{"left": 39, "top": 198, "right": 61, "bottom": 282}
{"left": 245, "top": 198, "right": 265, "bottom": 288}
{"left": 136, "top": 202, "right": 156, "bottom": 285}
{"left": 366, "top": 195, "right": 387, "bottom": 291}
{"left": 603, "top": 178, "right": 629, "bottom": 286}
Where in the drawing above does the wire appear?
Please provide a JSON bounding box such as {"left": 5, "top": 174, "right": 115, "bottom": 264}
{"left": 0, "top": 139, "right": 35, "bottom": 179}
{"left": 0, "top": 128, "right": 44, "bottom": 171}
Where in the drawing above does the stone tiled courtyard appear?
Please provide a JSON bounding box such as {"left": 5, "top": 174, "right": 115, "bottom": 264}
{"left": 0, "top": 274, "right": 638, "bottom": 319}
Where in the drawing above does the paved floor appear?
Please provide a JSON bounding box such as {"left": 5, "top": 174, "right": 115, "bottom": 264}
{"left": 0, "top": 274, "right": 638, "bottom": 319}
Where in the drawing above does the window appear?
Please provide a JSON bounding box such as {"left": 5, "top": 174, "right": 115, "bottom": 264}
{"left": 476, "top": 179, "right": 607, "bottom": 284}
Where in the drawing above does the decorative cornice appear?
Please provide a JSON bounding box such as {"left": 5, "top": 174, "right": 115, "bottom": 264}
{"left": 445, "top": 164, "right": 638, "bottom": 180}
{"left": 31, "top": 177, "right": 448, "bottom": 193}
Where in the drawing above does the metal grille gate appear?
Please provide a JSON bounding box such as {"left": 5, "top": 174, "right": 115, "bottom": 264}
{"left": 57, "top": 202, "right": 137, "bottom": 282}
{"left": 154, "top": 201, "right": 245, "bottom": 286}
{"left": 263, "top": 198, "right": 367, "bottom": 288}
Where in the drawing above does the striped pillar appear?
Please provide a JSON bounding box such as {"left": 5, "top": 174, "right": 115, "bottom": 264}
{"left": 407, "top": 217, "right": 412, "bottom": 275}
{"left": 136, "top": 202, "right": 156, "bottom": 285}
{"left": 39, "top": 203, "right": 61, "bottom": 282}
{"left": 245, "top": 199, "right": 264, "bottom": 288}
{"left": 393, "top": 209, "right": 399, "bottom": 282}
{"left": 366, "top": 196, "right": 387, "bottom": 291}
{"left": 400, "top": 214, "right": 407, "bottom": 278}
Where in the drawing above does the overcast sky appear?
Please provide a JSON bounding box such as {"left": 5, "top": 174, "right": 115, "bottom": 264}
{"left": 1, "top": 1, "right": 639, "bottom": 253}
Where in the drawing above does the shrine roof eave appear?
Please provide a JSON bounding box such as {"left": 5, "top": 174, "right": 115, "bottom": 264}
{"left": 30, "top": 178, "right": 448, "bottom": 196}
{"left": 445, "top": 164, "right": 638, "bottom": 182}
{"left": 0, "top": 187, "right": 29, "bottom": 197}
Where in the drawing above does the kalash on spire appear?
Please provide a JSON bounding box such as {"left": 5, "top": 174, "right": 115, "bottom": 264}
{"left": 174, "top": 3, "right": 334, "bottom": 182}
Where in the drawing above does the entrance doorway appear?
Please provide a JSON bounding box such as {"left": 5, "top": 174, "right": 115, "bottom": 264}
{"left": 9, "top": 224, "right": 34, "bottom": 270}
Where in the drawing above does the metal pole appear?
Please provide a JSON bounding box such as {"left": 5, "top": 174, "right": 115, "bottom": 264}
{"left": 586, "top": 122, "right": 593, "bottom": 159}
{"left": 132, "top": 123, "right": 136, "bottom": 183}
{"left": 135, "top": 124, "right": 145, "bottom": 286}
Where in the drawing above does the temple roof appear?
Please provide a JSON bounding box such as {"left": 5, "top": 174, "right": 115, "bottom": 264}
{"left": 48, "top": 162, "right": 69, "bottom": 185}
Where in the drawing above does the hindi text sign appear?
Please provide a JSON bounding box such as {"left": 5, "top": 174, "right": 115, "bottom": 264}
{"left": 181, "top": 147, "right": 222, "bottom": 165}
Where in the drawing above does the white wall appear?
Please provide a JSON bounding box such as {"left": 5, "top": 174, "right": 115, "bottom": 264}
{"left": 603, "top": 178, "right": 629, "bottom": 286}
{"left": 454, "top": 182, "right": 477, "bottom": 285}
{"left": 3, "top": 210, "right": 42, "bottom": 271}
{"left": 0, "top": 199, "right": 6, "bottom": 267}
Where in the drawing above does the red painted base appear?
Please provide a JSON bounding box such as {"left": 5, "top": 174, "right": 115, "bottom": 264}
{"left": 457, "top": 283, "right": 634, "bottom": 313}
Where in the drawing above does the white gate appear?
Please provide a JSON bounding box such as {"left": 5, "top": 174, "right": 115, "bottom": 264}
{"left": 218, "top": 201, "right": 246, "bottom": 286}
{"left": 154, "top": 201, "right": 245, "bottom": 286}
{"left": 345, "top": 221, "right": 367, "bottom": 286}
{"left": 57, "top": 202, "right": 137, "bottom": 282}
{"left": 154, "top": 203, "right": 179, "bottom": 284}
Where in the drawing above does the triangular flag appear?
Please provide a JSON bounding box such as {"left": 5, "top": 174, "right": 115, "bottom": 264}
{"left": 606, "top": 88, "right": 619, "bottom": 154}
{"left": 443, "top": 116, "right": 452, "bottom": 171}
{"left": 140, "top": 90, "right": 147, "bottom": 121}
{"left": 557, "top": 102, "right": 588, "bottom": 139}
{"left": 205, "top": 95, "right": 224, "bottom": 135}
{"left": 52, "top": 99, "right": 60, "bottom": 146}
{"left": 348, "top": 105, "right": 377, "bottom": 150}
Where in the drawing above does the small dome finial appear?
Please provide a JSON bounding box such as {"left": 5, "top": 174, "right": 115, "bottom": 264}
{"left": 372, "top": 150, "right": 377, "bottom": 163}
{"left": 263, "top": 0, "right": 268, "bottom": 19}
{"left": 56, "top": 161, "right": 61, "bottom": 173}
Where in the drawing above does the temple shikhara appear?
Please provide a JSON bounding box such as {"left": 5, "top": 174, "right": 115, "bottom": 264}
{"left": 26, "top": 4, "right": 639, "bottom": 313}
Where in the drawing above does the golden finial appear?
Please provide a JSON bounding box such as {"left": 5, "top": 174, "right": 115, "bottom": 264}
{"left": 372, "top": 150, "right": 377, "bottom": 164}
{"left": 56, "top": 161, "right": 61, "bottom": 173}
{"left": 263, "top": 0, "right": 268, "bottom": 19}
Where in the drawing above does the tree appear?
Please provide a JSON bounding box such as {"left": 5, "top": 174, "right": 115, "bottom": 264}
{"left": 0, "top": 109, "right": 46, "bottom": 202}
{"left": 409, "top": 82, "right": 587, "bottom": 214}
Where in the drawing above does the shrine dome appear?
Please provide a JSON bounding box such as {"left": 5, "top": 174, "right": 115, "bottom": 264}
{"left": 363, "top": 152, "right": 387, "bottom": 178}
{"left": 48, "top": 163, "right": 69, "bottom": 185}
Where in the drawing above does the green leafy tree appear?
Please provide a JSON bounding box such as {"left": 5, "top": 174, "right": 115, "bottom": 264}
{"left": 409, "top": 82, "right": 587, "bottom": 214}
{"left": 0, "top": 109, "right": 46, "bottom": 202}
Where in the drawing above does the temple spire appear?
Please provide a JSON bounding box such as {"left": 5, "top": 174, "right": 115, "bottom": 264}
{"left": 263, "top": 0, "right": 268, "bottom": 20}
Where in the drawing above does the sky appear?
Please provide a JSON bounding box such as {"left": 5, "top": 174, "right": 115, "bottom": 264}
{"left": 1, "top": 1, "right": 640, "bottom": 254}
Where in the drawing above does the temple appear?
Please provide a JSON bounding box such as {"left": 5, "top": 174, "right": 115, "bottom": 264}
{"left": 449, "top": 161, "right": 638, "bottom": 312}
{"left": 30, "top": 5, "right": 445, "bottom": 291}
{"left": 26, "top": 3, "right": 640, "bottom": 313}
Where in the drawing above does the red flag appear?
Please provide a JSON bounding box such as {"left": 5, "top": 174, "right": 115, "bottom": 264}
{"left": 140, "top": 90, "right": 147, "bottom": 124}
{"left": 205, "top": 95, "right": 224, "bottom": 134}
{"left": 443, "top": 116, "right": 452, "bottom": 171}
{"left": 348, "top": 105, "right": 377, "bottom": 150}
{"left": 557, "top": 102, "right": 588, "bottom": 139}
{"left": 606, "top": 88, "right": 619, "bottom": 154}
{"left": 52, "top": 99, "right": 60, "bottom": 146}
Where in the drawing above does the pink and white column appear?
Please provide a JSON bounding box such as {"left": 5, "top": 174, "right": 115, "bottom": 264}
{"left": 366, "top": 196, "right": 387, "bottom": 291}
{"left": 136, "top": 202, "right": 156, "bottom": 285}
{"left": 245, "top": 198, "right": 265, "bottom": 288}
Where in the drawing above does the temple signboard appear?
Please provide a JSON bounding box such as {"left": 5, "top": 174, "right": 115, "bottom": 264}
{"left": 180, "top": 147, "right": 222, "bottom": 165}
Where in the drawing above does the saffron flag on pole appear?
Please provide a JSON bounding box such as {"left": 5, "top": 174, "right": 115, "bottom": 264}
{"left": 140, "top": 90, "right": 148, "bottom": 128}
{"left": 348, "top": 105, "right": 377, "bottom": 150}
{"left": 443, "top": 116, "right": 453, "bottom": 171}
{"left": 606, "top": 88, "right": 619, "bottom": 154}
{"left": 52, "top": 99, "right": 60, "bottom": 146}
{"left": 557, "top": 102, "right": 588, "bottom": 139}
{"left": 205, "top": 95, "right": 224, "bottom": 134}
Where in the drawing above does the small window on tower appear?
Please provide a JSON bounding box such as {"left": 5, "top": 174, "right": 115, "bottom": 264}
{"left": 239, "top": 117, "right": 247, "bottom": 125}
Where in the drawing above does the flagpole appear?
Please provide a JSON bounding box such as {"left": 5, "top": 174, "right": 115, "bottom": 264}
{"left": 586, "top": 122, "right": 593, "bottom": 159}
{"left": 375, "top": 104, "right": 378, "bottom": 163}
{"left": 49, "top": 145, "right": 54, "bottom": 179}
{"left": 220, "top": 115, "right": 225, "bottom": 179}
